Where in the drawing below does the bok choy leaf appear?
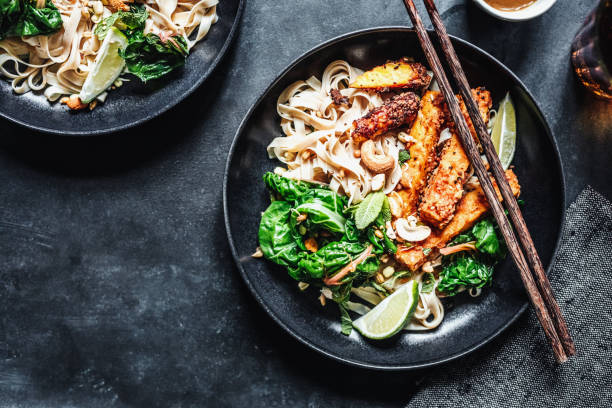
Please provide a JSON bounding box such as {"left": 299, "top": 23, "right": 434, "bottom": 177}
{"left": 437, "top": 254, "right": 493, "bottom": 296}
{"left": 258, "top": 201, "right": 301, "bottom": 268}
{"left": 94, "top": 4, "right": 148, "bottom": 40}
{"left": 120, "top": 32, "right": 189, "bottom": 82}
{"left": 0, "top": 0, "right": 62, "bottom": 40}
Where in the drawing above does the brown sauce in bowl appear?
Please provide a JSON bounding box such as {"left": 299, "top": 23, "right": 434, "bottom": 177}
{"left": 484, "top": 0, "right": 537, "bottom": 11}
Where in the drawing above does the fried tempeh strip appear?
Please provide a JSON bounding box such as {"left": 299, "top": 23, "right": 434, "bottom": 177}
{"left": 349, "top": 59, "right": 432, "bottom": 91}
{"left": 398, "top": 90, "right": 446, "bottom": 215}
{"left": 418, "top": 88, "right": 492, "bottom": 228}
{"left": 351, "top": 92, "right": 420, "bottom": 144}
{"left": 396, "top": 169, "right": 520, "bottom": 271}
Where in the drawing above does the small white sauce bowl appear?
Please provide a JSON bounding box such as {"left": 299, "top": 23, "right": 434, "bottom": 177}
{"left": 473, "top": 0, "right": 558, "bottom": 21}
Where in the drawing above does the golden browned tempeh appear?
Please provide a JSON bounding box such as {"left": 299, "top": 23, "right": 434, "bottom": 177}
{"left": 395, "top": 169, "right": 520, "bottom": 271}
{"left": 351, "top": 92, "right": 421, "bottom": 144}
{"left": 398, "top": 90, "right": 446, "bottom": 216}
{"left": 418, "top": 88, "right": 492, "bottom": 228}
{"left": 349, "top": 59, "right": 432, "bottom": 91}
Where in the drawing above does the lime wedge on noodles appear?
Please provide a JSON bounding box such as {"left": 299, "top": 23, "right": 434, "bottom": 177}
{"left": 353, "top": 280, "right": 419, "bottom": 340}
{"left": 79, "top": 27, "right": 128, "bottom": 103}
{"left": 490, "top": 92, "right": 517, "bottom": 170}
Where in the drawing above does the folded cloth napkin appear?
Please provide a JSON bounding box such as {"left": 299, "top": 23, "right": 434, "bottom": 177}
{"left": 408, "top": 186, "right": 612, "bottom": 408}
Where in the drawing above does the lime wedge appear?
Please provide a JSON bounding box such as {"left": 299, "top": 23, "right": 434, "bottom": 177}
{"left": 353, "top": 280, "right": 419, "bottom": 340}
{"left": 490, "top": 92, "right": 517, "bottom": 169}
{"left": 79, "top": 27, "right": 128, "bottom": 103}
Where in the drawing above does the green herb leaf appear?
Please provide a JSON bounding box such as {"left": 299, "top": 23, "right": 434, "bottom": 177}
{"left": 94, "top": 4, "right": 148, "bottom": 40}
{"left": 398, "top": 149, "right": 410, "bottom": 165}
{"left": 0, "top": 0, "right": 62, "bottom": 40}
{"left": 343, "top": 219, "right": 360, "bottom": 242}
{"left": 339, "top": 303, "right": 352, "bottom": 336}
{"left": 421, "top": 272, "right": 435, "bottom": 293}
{"left": 437, "top": 254, "right": 493, "bottom": 296}
{"left": 472, "top": 219, "right": 503, "bottom": 258}
{"left": 355, "top": 191, "right": 385, "bottom": 230}
{"left": 378, "top": 196, "right": 392, "bottom": 223}
{"left": 120, "top": 32, "right": 189, "bottom": 82}
{"left": 331, "top": 282, "right": 353, "bottom": 304}
{"left": 450, "top": 232, "right": 474, "bottom": 245}
{"left": 382, "top": 229, "right": 397, "bottom": 254}
{"left": 368, "top": 281, "right": 386, "bottom": 294}
{"left": 422, "top": 247, "right": 432, "bottom": 256}
{"left": 365, "top": 225, "right": 397, "bottom": 256}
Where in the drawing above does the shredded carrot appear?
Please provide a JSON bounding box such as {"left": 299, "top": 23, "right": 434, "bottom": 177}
{"left": 439, "top": 242, "right": 476, "bottom": 256}
{"left": 323, "top": 245, "right": 374, "bottom": 286}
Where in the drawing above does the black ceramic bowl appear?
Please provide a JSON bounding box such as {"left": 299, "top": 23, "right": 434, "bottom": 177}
{"left": 0, "top": 0, "right": 244, "bottom": 135}
{"left": 224, "top": 27, "right": 565, "bottom": 370}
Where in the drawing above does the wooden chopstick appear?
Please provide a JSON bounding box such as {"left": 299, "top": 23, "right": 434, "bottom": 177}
{"left": 421, "top": 0, "right": 575, "bottom": 358}
{"left": 401, "top": 0, "right": 573, "bottom": 363}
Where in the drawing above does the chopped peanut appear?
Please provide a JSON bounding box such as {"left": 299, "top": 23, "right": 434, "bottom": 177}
{"left": 61, "top": 95, "right": 88, "bottom": 111}
{"left": 108, "top": 0, "right": 132, "bottom": 12}
{"left": 304, "top": 237, "right": 318, "bottom": 253}
{"left": 421, "top": 262, "right": 434, "bottom": 273}
{"left": 382, "top": 266, "right": 395, "bottom": 278}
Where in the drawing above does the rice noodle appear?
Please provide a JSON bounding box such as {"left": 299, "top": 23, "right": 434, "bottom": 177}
{"left": 405, "top": 272, "right": 444, "bottom": 330}
{"left": 268, "top": 60, "right": 404, "bottom": 204}
{"left": 0, "top": 0, "right": 219, "bottom": 101}
{"left": 269, "top": 60, "right": 457, "bottom": 332}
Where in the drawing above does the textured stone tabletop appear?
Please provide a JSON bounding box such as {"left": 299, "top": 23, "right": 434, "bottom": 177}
{"left": 0, "top": 0, "right": 610, "bottom": 407}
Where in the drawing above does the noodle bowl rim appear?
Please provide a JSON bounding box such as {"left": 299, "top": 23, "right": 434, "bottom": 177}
{"left": 223, "top": 26, "right": 566, "bottom": 370}
{"left": 0, "top": 0, "right": 245, "bottom": 135}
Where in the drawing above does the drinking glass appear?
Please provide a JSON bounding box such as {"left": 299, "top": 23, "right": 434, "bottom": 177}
{"left": 571, "top": 0, "right": 612, "bottom": 99}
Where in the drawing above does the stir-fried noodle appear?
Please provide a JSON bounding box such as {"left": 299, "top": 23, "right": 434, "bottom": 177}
{"left": 268, "top": 60, "right": 404, "bottom": 205}
{"left": 0, "top": 0, "right": 218, "bottom": 101}
{"left": 268, "top": 60, "right": 451, "bottom": 330}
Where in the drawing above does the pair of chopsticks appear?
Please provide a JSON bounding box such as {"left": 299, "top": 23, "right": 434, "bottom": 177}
{"left": 402, "top": 0, "right": 575, "bottom": 362}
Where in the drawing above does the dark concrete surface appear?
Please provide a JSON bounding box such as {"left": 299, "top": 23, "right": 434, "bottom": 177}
{"left": 0, "top": 1, "right": 609, "bottom": 407}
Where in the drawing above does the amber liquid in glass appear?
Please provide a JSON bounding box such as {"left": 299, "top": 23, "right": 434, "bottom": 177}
{"left": 571, "top": 0, "right": 612, "bottom": 99}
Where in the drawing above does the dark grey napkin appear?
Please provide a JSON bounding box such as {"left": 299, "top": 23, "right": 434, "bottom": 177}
{"left": 408, "top": 186, "right": 612, "bottom": 408}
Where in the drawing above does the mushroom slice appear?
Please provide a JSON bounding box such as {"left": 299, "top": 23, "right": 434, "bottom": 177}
{"left": 395, "top": 218, "right": 431, "bottom": 242}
